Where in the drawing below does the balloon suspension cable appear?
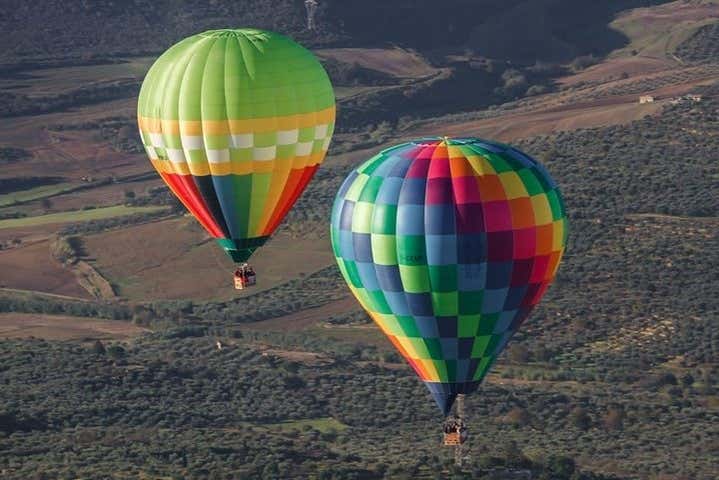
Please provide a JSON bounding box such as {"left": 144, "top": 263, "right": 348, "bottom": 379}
{"left": 209, "top": 238, "right": 227, "bottom": 272}
{"left": 454, "top": 394, "right": 468, "bottom": 468}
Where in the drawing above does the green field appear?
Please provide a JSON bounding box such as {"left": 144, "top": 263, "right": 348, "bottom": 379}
{"left": 0, "top": 205, "right": 167, "bottom": 229}
{"left": 0, "top": 182, "right": 75, "bottom": 207}
{"left": 0, "top": 58, "right": 155, "bottom": 95}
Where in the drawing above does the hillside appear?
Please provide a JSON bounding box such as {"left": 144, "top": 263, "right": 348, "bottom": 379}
{"left": 676, "top": 21, "right": 719, "bottom": 62}
{"left": 1, "top": 0, "right": 666, "bottom": 63}
{"left": 1, "top": 1, "right": 718, "bottom": 479}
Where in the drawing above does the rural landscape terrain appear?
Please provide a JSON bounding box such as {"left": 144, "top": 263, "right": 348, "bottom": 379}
{"left": 1, "top": 1, "right": 718, "bottom": 479}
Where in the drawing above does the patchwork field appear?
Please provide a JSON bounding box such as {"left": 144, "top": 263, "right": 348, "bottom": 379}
{"left": 241, "top": 297, "right": 358, "bottom": 332}
{"left": 3, "top": 11, "right": 718, "bottom": 306}
{"left": 418, "top": 97, "right": 664, "bottom": 141}
{"left": 558, "top": 56, "right": 675, "bottom": 86}
{"left": 0, "top": 312, "right": 148, "bottom": 340}
{"left": 1, "top": 2, "right": 718, "bottom": 478}
{"left": 81, "top": 217, "right": 335, "bottom": 301}
{"left": 0, "top": 240, "right": 90, "bottom": 298}
{"left": 317, "top": 47, "right": 438, "bottom": 79}
{"left": 0, "top": 58, "right": 153, "bottom": 95}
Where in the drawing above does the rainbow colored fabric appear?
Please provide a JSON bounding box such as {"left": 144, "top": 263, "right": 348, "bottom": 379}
{"left": 330, "top": 137, "right": 567, "bottom": 414}
{"left": 138, "top": 29, "right": 335, "bottom": 262}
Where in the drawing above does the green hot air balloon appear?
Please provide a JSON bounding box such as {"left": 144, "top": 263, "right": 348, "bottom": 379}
{"left": 138, "top": 29, "right": 335, "bottom": 276}
{"left": 330, "top": 137, "right": 567, "bottom": 417}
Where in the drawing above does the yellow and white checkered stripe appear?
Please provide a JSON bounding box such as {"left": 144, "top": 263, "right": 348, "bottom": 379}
{"left": 139, "top": 107, "right": 335, "bottom": 176}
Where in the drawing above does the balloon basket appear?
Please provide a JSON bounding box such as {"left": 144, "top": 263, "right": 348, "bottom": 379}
{"left": 443, "top": 432, "right": 462, "bottom": 446}
{"left": 234, "top": 263, "right": 257, "bottom": 290}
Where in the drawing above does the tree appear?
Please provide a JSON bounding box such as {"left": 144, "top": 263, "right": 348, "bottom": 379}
{"left": 374, "top": 463, "right": 389, "bottom": 477}
{"left": 570, "top": 407, "right": 591, "bottom": 430}
{"left": 533, "top": 344, "right": 553, "bottom": 362}
{"left": 501, "top": 69, "right": 528, "bottom": 96}
{"left": 49, "top": 235, "right": 77, "bottom": 264}
{"left": 545, "top": 455, "right": 576, "bottom": 478}
{"left": 503, "top": 439, "right": 530, "bottom": 467}
{"left": 526, "top": 84, "right": 548, "bottom": 96}
{"left": 284, "top": 375, "right": 306, "bottom": 390}
{"left": 570, "top": 54, "right": 598, "bottom": 72}
{"left": 106, "top": 344, "right": 126, "bottom": 360}
{"left": 540, "top": 147, "right": 558, "bottom": 165}
{"left": 92, "top": 340, "right": 106, "bottom": 355}
{"left": 505, "top": 407, "right": 531, "bottom": 427}
{"left": 281, "top": 361, "right": 299, "bottom": 374}
{"left": 602, "top": 407, "right": 625, "bottom": 431}
{"left": 117, "top": 125, "right": 134, "bottom": 141}
{"left": 508, "top": 344, "right": 530, "bottom": 363}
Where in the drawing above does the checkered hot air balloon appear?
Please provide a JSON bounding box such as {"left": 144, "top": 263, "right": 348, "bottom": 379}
{"left": 138, "top": 29, "right": 335, "bottom": 263}
{"left": 330, "top": 137, "right": 567, "bottom": 415}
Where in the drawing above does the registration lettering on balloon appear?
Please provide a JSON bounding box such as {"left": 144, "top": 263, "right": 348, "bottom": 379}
{"left": 330, "top": 137, "right": 567, "bottom": 415}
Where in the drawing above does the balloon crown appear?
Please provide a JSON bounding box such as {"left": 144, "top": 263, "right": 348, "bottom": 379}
{"left": 198, "top": 28, "right": 271, "bottom": 41}
{"left": 410, "top": 136, "right": 503, "bottom": 147}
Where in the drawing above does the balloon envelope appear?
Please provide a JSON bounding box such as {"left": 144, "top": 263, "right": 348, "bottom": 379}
{"left": 330, "top": 137, "right": 567, "bottom": 414}
{"left": 138, "top": 29, "right": 335, "bottom": 262}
